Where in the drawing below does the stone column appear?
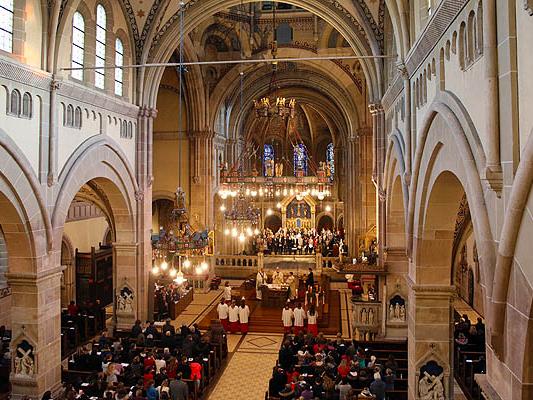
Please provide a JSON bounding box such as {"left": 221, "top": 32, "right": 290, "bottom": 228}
{"left": 113, "top": 242, "right": 140, "bottom": 330}
{"left": 189, "top": 130, "right": 215, "bottom": 229}
{"left": 136, "top": 106, "right": 156, "bottom": 322}
{"left": 7, "top": 270, "right": 62, "bottom": 399}
{"left": 344, "top": 136, "right": 360, "bottom": 256}
{"left": 369, "top": 103, "right": 386, "bottom": 264}
{"left": 407, "top": 279, "right": 455, "bottom": 400}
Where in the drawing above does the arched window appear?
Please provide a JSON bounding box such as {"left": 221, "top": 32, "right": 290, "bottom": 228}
{"left": 66, "top": 104, "right": 74, "bottom": 127}
{"left": 0, "top": 0, "right": 14, "bottom": 53}
{"left": 74, "top": 107, "right": 82, "bottom": 128}
{"left": 114, "top": 38, "right": 124, "bottom": 96}
{"left": 127, "top": 121, "right": 132, "bottom": 138}
{"left": 120, "top": 119, "right": 127, "bottom": 138}
{"left": 263, "top": 144, "right": 275, "bottom": 176}
{"left": 9, "top": 89, "right": 20, "bottom": 116}
{"left": 71, "top": 12, "right": 85, "bottom": 81}
{"left": 22, "top": 92, "right": 32, "bottom": 118}
{"left": 293, "top": 144, "right": 307, "bottom": 176}
{"left": 95, "top": 4, "right": 107, "bottom": 89}
{"left": 326, "top": 143, "right": 335, "bottom": 181}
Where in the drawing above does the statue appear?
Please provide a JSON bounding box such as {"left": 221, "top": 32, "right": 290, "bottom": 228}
{"left": 368, "top": 308, "right": 375, "bottom": 325}
{"left": 360, "top": 308, "right": 368, "bottom": 324}
{"left": 14, "top": 345, "right": 34, "bottom": 375}
{"left": 399, "top": 304, "right": 406, "bottom": 321}
{"left": 419, "top": 372, "right": 445, "bottom": 400}
{"left": 389, "top": 304, "right": 394, "bottom": 320}
{"left": 117, "top": 287, "right": 134, "bottom": 313}
{"left": 394, "top": 303, "right": 400, "bottom": 320}
{"left": 175, "top": 187, "right": 186, "bottom": 212}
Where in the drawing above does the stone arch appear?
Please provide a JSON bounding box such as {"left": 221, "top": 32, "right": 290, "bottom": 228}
{"left": 316, "top": 213, "right": 334, "bottom": 232}
{"left": 52, "top": 137, "right": 140, "bottom": 328}
{"left": 141, "top": 0, "right": 382, "bottom": 108}
{"left": 0, "top": 131, "right": 60, "bottom": 397}
{"left": 407, "top": 93, "right": 492, "bottom": 292}
{"left": 264, "top": 214, "right": 282, "bottom": 233}
{"left": 487, "top": 130, "right": 533, "bottom": 396}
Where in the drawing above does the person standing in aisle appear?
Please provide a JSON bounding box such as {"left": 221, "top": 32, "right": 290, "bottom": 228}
{"left": 293, "top": 303, "right": 306, "bottom": 335}
{"left": 228, "top": 301, "right": 240, "bottom": 334}
{"left": 282, "top": 302, "right": 294, "bottom": 334}
{"left": 307, "top": 304, "right": 318, "bottom": 336}
{"left": 223, "top": 281, "right": 232, "bottom": 303}
{"left": 217, "top": 298, "right": 229, "bottom": 331}
{"left": 238, "top": 298, "right": 250, "bottom": 334}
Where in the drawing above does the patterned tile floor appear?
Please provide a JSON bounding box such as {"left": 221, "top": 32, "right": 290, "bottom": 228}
{"left": 207, "top": 335, "right": 279, "bottom": 400}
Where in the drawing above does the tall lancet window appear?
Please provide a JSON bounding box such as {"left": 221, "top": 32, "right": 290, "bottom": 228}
{"left": 326, "top": 142, "right": 335, "bottom": 181}
{"left": 293, "top": 144, "right": 307, "bottom": 176}
{"left": 263, "top": 144, "right": 275, "bottom": 177}
{"left": 95, "top": 4, "right": 107, "bottom": 89}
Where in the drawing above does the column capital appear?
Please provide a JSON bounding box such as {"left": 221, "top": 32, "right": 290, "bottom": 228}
{"left": 138, "top": 106, "right": 158, "bottom": 118}
{"left": 368, "top": 102, "right": 384, "bottom": 115}
{"left": 188, "top": 130, "right": 215, "bottom": 139}
{"left": 406, "top": 277, "right": 457, "bottom": 297}
{"left": 395, "top": 61, "right": 409, "bottom": 79}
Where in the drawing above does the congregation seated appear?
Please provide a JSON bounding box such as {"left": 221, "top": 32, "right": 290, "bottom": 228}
{"left": 60, "top": 320, "right": 227, "bottom": 400}
{"left": 268, "top": 332, "right": 404, "bottom": 400}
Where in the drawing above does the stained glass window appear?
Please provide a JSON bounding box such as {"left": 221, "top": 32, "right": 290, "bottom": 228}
{"left": 71, "top": 12, "right": 85, "bottom": 80}
{"left": 95, "top": 4, "right": 106, "bottom": 89}
{"left": 0, "top": 0, "right": 13, "bottom": 53}
{"left": 115, "top": 38, "right": 123, "bottom": 96}
{"left": 263, "top": 144, "right": 275, "bottom": 176}
{"left": 293, "top": 143, "right": 307, "bottom": 175}
{"left": 326, "top": 142, "right": 335, "bottom": 181}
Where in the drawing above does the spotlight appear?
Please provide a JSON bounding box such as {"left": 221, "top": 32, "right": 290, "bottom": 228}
{"left": 151, "top": 266, "right": 160, "bottom": 275}
{"left": 160, "top": 261, "right": 168, "bottom": 271}
{"left": 220, "top": 204, "right": 226, "bottom": 212}
{"left": 224, "top": 228, "right": 230, "bottom": 236}
{"left": 325, "top": 205, "right": 332, "bottom": 212}
{"left": 239, "top": 233, "right": 246, "bottom": 242}
{"left": 183, "top": 258, "right": 191, "bottom": 269}
{"left": 276, "top": 202, "right": 282, "bottom": 209}
{"left": 231, "top": 227, "right": 238, "bottom": 237}
{"left": 266, "top": 208, "right": 273, "bottom": 216}
{"left": 169, "top": 268, "right": 177, "bottom": 278}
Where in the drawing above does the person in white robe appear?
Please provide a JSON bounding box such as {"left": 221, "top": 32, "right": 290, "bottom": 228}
{"left": 282, "top": 303, "right": 294, "bottom": 334}
{"left": 272, "top": 267, "right": 284, "bottom": 284}
{"left": 256, "top": 268, "right": 267, "bottom": 300}
{"left": 293, "top": 303, "right": 306, "bottom": 335}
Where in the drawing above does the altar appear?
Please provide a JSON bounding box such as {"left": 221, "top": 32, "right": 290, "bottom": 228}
{"left": 261, "top": 283, "right": 289, "bottom": 307}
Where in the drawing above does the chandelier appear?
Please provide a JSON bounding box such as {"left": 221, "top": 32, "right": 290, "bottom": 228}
{"left": 152, "top": 187, "right": 210, "bottom": 284}
{"left": 220, "top": 187, "right": 261, "bottom": 242}
{"left": 253, "top": 96, "right": 296, "bottom": 119}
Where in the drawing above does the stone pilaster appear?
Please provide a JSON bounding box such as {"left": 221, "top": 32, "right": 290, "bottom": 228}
{"left": 344, "top": 136, "right": 360, "bottom": 256}
{"left": 407, "top": 279, "right": 455, "bottom": 400}
{"left": 113, "top": 242, "right": 140, "bottom": 330}
{"left": 189, "top": 130, "right": 215, "bottom": 230}
{"left": 369, "top": 103, "right": 386, "bottom": 264}
{"left": 6, "top": 270, "right": 62, "bottom": 399}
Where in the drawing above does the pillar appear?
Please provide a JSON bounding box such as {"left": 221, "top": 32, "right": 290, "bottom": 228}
{"left": 344, "top": 136, "right": 359, "bottom": 256}
{"left": 407, "top": 279, "right": 455, "bottom": 400}
{"left": 369, "top": 103, "right": 386, "bottom": 265}
{"left": 137, "top": 106, "right": 156, "bottom": 321}
{"left": 113, "top": 242, "right": 140, "bottom": 330}
{"left": 189, "top": 130, "right": 215, "bottom": 229}
{"left": 7, "top": 270, "right": 62, "bottom": 399}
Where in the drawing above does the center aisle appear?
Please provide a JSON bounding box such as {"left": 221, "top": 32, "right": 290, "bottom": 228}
{"left": 207, "top": 333, "right": 283, "bottom": 400}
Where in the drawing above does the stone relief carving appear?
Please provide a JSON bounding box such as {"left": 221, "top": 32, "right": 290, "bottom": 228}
{"left": 419, "top": 361, "right": 446, "bottom": 400}
{"left": 117, "top": 286, "right": 134, "bottom": 313}
{"left": 525, "top": 0, "right": 533, "bottom": 16}
{"left": 13, "top": 340, "right": 34, "bottom": 376}
{"left": 388, "top": 294, "right": 406, "bottom": 323}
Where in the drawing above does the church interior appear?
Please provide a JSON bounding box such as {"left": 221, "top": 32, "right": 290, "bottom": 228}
{"left": 0, "top": 0, "right": 532, "bottom": 399}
